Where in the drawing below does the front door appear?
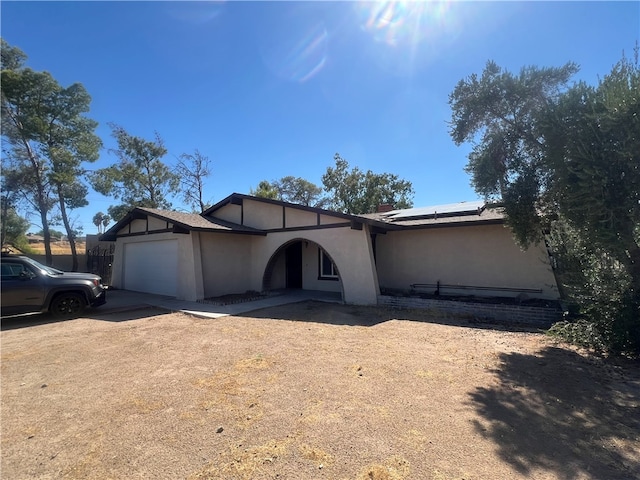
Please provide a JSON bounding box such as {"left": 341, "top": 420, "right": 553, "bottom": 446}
{"left": 285, "top": 242, "right": 303, "bottom": 289}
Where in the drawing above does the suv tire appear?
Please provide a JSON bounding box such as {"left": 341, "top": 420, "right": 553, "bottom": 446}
{"left": 50, "top": 293, "right": 86, "bottom": 318}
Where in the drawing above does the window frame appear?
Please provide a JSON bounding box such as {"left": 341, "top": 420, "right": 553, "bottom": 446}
{"left": 318, "top": 248, "right": 339, "bottom": 281}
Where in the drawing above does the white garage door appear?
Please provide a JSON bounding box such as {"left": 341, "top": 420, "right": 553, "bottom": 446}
{"left": 124, "top": 240, "right": 178, "bottom": 296}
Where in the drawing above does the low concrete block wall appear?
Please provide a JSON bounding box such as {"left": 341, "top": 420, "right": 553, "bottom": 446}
{"left": 28, "top": 254, "right": 82, "bottom": 272}
{"left": 378, "top": 295, "right": 563, "bottom": 328}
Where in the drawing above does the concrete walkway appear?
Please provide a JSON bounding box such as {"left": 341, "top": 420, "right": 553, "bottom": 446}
{"left": 100, "top": 289, "right": 343, "bottom": 319}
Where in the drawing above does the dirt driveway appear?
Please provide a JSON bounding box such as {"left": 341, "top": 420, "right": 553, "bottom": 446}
{"left": 2, "top": 302, "right": 639, "bottom": 479}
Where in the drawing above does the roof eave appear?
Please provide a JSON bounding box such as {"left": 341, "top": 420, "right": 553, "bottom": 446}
{"left": 100, "top": 207, "right": 147, "bottom": 241}
{"left": 203, "top": 193, "right": 387, "bottom": 225}
{"left": 394, "top": 218, "right": 505, "bottom": 230}
{"left": 101, "top": 206, "right": 269, "bottom": 240}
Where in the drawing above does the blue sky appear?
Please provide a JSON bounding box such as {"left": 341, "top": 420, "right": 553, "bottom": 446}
{"left": 2, "top": 1, "right": 639, "bottom": 235}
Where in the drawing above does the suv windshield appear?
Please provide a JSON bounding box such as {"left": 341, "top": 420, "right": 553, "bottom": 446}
{"left": 20, "top": 256, "right": 64, "bottom": 275}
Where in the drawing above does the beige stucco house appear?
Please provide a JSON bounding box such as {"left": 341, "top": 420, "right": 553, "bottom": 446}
{"left": 102, "top": 193, "right": 559, "bottom": 305}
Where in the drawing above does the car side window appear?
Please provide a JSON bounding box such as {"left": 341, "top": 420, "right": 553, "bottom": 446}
{"left": 1, "top": 263, "right": 28, "bottom": 279}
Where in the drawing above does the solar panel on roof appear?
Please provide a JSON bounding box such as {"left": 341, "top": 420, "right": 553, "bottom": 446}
{"left": 384, "top": 200, "right": 485, "bottom": 220}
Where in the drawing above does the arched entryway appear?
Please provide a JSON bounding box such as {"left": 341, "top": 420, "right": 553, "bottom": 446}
{"left": 262, "top": 238, "right": 344, "bottom": 300}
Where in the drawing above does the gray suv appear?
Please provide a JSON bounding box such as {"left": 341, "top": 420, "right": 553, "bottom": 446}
{"left": 1, "top": 254, "right": 107, "bottom": 318}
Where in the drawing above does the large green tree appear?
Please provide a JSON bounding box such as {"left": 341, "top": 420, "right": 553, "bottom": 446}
{"left": 0, "top": 199, "right": 31, "bottom": 252}
{"left": 41, "top": 84, "right": 100, "bottom": 270}
{"left": 1, "top": 38, "right": 26, "bottom": 71}
{"left": 321, "top": 154, "right": 414, "bottom": 214}
{"left": 90, "top": 125, "right": 179, "bottom": 221}
{"left": 0, "top": 165, "right": 29, "bottom": 250}
{"left": 250, "top": 180, "right": 280, "bottom": 200}
{"left": 1, "top": 39, "right": 101, "bottom": 268}
{"left": 449, "top": 59, "right": 579, "bottom": 245}
{"left": 548, "top": 54, "right": 639, "bottom": 286}
{"left": 2, "top": 40, "right": 57, "bottom": 264}
{"left": 449, "top": 51, "right": 640, "bottom": 354}
{"left": 545, "top": 53, "right": 640, "bottom": 353}
{"left": 251, "top": 176, "right": 328, "bottom": 208}
{"left": 34, "top": 228, "right": 65, "bottom": 239}
{"left": 278, "top": 176, "right": 328, "bottom": 208}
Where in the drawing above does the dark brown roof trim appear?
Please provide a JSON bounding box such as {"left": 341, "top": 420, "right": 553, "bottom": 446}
{"left": 262, "top": 222, "right": 352, "bottom": 233}
{"left": 203, "top": 193, "right": 395, "bottom": 230}
{"left": 100, "top": 206, "right": 267, "bottom": 241}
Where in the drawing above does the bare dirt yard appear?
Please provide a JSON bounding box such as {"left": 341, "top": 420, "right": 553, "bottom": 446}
{"left": 2, "top": 302, "right": 639, "bottom": 480}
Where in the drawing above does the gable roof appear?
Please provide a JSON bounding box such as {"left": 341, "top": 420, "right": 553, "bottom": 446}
{"left": 205, "top": 193, "right": 355, "bottom": 221}
{"left": 204, "top": 193, "right": 396, "bottom": 230}
{"left": 101, "top": 196, "right": 506, "bottom": 241}
{"left": 138, "top": 207, "right": 266, "bottom": 233}
{"left": 100, "top": 206, "right": 265, "bottom": 241}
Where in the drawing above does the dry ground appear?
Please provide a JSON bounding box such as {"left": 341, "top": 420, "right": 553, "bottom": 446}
{"left": 1, "top": 302, "right": 639, "bottom": 480}
{"left": 25, "top": 242, "right": 86, "bottom": 255}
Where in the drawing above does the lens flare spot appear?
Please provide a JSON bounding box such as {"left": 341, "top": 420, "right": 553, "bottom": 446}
{"left": 165, "top": 1, "right": 226, "bottom": 25}
{"left": 359, "top": 1, "right": 453, "bottom": 46}
{"left": 261, "top": 21, "right": 329, "bottom": 83}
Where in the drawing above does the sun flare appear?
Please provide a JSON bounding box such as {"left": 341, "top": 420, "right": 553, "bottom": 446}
{"left": 358, "top": 1, "right": 453, "bottom": 47}
{"left": 354, "top": 1, "right": 458, "bottom": 75}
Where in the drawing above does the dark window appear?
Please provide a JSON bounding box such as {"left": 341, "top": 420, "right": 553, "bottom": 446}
{"left": 1, "top": 262, "right": 27, "bottom": 278}
{"left": 318, "top": 249, "right": 339, "bottom": 280}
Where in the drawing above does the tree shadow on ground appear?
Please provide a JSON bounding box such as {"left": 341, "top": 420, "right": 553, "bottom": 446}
{"left": 468, "top": 346, "right": 640, "bottom": 479}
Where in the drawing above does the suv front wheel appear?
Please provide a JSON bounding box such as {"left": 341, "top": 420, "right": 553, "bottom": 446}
{"left": 50, "top": 293, "right": 86, "bottom": 318}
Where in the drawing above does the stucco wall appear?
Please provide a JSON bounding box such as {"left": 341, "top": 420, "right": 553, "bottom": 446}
{"left": 375, "top": 224, "right": 559, "bottom": 300}
{"left": 148, "top": 216, "right": 167, "bottom": 230}
{"left": 213, "top": 203, "right": 242, "bottom": 224}
{"left": 302, "top": 244, "right": 342, "bottom": 293}
{"left": 319, "top": 214, "right": 342, "bottom": 225}
{"left": 284, "top": 207, "right": 316, "bottom": 228}
{"left": 209, "top": 199, "right": 349, "bottom": 230}
{"left": 184, "top": 233, "right": 204, "bottom": 300}
{"left": 199, "top": 232, "right": 253, "bottom": 298}
{"left": 129, "top": 218, "right": 147, "bottom": 234}
{"left": 269, "top": 252, "right": 286, "bottom": 289}
{"left": 109, "top": 202, "right": 378, "bottom": 303}
{"left": 250, "top": 226, "right": 378, "bottom": 304}
{"left": 262, "top": 242, "right": 342, "bottom": 293}
{"left": 110, "top": 209, "right": 377, "bottom": 303}
{"left": 244, "top": 200, "right": 283, "bottom": 229}
{"left": 109, "top": 197, "right": 561, "bottom": 305}
{"left": 111, "top": 231, "right": 202, "bottom": 301}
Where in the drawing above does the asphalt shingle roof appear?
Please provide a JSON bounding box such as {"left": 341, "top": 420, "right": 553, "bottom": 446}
{"left": 104, "top": 198, "right": 505, "bottom": 241}
{"left": 136, "top": 208, "right": 264, "bottom": 234}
